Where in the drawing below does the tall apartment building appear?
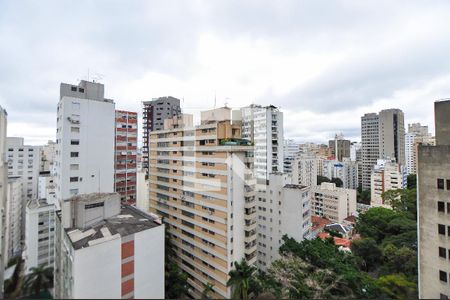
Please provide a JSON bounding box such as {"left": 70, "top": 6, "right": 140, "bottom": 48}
{"left": 6, "top": 137, "right": 41, "bottom": 200}
{"left": 405, "top": 123, "right": 434, "bottom": 175}
{"left": 54, "top": 193, "right": 164, "bottom": 299}
{"left": 115, "top": 110, "right": 138, "bottom": 205}
{"left": 241, "top": 105, "right": 284, "bottom": 183}
{"left": 322, "top": 158, "right": 358, "bottom": 190}
{"left": 370, "top": 159, "right": 405, "bottom": 207}
{"left": 148, "top": 108, "right": 257, "bottom": 299}
{"left": 0, "top": 105, "right": 7, "bottom": 297}
{"left": 142, "top": 97, "right": 181, "bottom": 174}
{"left": 418, "top": 99, "right": 450, "bottom": 299}
{"left": 361, "top": 109, "right": 405, "bottom": 190}
{"left": 4, "top": 177, "right": 23, "bottom": 261}
{"left": 292, "top": 155, "right": 318, "bottom": 187}
{"left": 328, "top": 134, "right": 351, "bottom": 162}
{"left": 24, "top": 199, "right": 56, "bottom": 273}
{"left": 283, "top": 139, "right": 300, "bottom": 173}
{"left": 55, "top": 80, "right": 115, "bottom": 227}
{"left": 256, "top": 173, "right": 311, "bottom": 270}
{"left": 311, "top": 182, "right": 357, "bottom": 223}
{"left": 40, "top": 140, "right": 56, "bottom": 173}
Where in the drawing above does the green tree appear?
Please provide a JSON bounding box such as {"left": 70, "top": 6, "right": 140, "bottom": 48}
{"left": 351, "top": 238, "right": 382, "bottom": 272}
{"left": 355, "top": 207, "right": 398, "bottom": 243}
{"left": 164, "top": 228, "right": 189, "bottom": 298}
{"left": 376, "top": 274, "right": 417, "bottom": 299}
{"left": 202, "top": 282, "right": 215, "bottom": 299}
{"left": 317, "top": 175, "right": 331, "bottom": 185}
{"left": 382, "top": 189, "right": 417, "bottom": 220}
{"left": 407, "top": 174, "right": 417, "bottom": 190}
{"left": 330, "top": 177, "right": 343, "bottom": 187}
{"left": 23, "top": 266, "right": 53, "bottom": 297}
{"left": 357, "top": 188, "right": 371, "bottom": 205}
{"left": 381, "top": 244, "right": 417, "bottom": 281}
{"left": 227, "top": 259, "right": 256, "bottom": 300}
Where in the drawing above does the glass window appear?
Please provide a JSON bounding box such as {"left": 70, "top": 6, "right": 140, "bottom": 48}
{"left": 440, "top": 247, "right": 447, "bottom": 258}
{"left": 439, "top": 202, "right": 445, "bottom": 212}
{"left": 439, "top": 224, "right": 446, "bottom": 235}
{"left": 440, "top": 270, "right": 448, "bottom": 282}
{"left": 438, "top": 179, "right": 445, "bottom": 189}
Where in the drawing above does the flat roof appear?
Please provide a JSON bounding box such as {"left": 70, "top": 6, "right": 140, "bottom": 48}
{"left": 284, "top": 184, "right": 308, "bottom": 189}
{"left": 63, "top": 205, "right": 162, "bottom": 250}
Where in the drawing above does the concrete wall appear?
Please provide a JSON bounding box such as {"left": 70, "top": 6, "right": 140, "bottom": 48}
{"left": 134, "top": 225, "right": 165, "bottom": 299}
{"left": 435, "top": 100, "right": 450, "bottom": 146}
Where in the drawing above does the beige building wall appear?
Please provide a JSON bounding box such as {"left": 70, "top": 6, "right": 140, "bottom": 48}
{"left": 311, "top": 182, "right": 356, "bottom": 223}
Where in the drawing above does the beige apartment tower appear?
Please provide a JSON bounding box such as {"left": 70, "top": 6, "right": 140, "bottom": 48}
{"left": 148, "top": 108, "right": 257, "bottom": 299}
{"left": 418, "top": 99, "right": 450, "bottom": 299}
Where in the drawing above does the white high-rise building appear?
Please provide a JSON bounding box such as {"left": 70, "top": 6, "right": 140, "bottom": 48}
{"left": 40, "top": 140, "right": 56, "bottom": 173}
{"left": 241, "top": 105, "right": 284, "bottom": 183}
{"left": 292, "top": 156, "right": 318, "bottom": 187}
{"left": 55, "top": 80, "right": 115, "bottom": 228}
{"left": 6, "top": 137, "right": 41, "bottom": 201}
{"left": 38, "top": 172, "right": 58, "bottom": 209}
{"left": 322, "top": 158, "right": 358, "bottom": 190}
{"left": 405, "top": 123, "right": 434, "bottom": 175}
{"left": 361, "top": 109, "right": 405, "bottom": 190}
{"left": 4, "top": 177, "right": 23, "bottom": 262}
{"left": 370, "top": 159, "right": 405, "bottom": 207}
{"left": 24, "top": 199, "right": 56, "bottom": 273}
{"left": 283, "top": 139, "right": 300, "bottom": 174}
{"left": 0, "top": 105, "right": 7, "bottom": 296}
{"left": 256, "top": 173, "right": 311, "bottom": 270}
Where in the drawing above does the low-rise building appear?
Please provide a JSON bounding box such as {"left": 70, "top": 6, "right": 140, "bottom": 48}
{"left": 311, "top": 182, "right": 357, "bottom": 223}
{"left": 24, "top": 199, "right": 56, "bottom": 273}
{"left": 54, "top": 193, "right": 164, "bottom": 299}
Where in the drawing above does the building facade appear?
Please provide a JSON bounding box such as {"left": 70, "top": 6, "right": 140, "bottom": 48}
{"left": 370, "top": 159, "right": 405, "bottom": 207}
{"left": 4, "top": 177, "right": 23, "bottom": 261}
{"left": 311, "top": 182, "right": 357, "bottom": 223}
{"left": 405, "top": 123, "right": 434, "bottom": 175}
{"left": 40, "top": 140, "right": 56, "bottom": 173}
{"left": 328, "top": 134, "right": 351, "bottom": 162}
{"left": 322, "top": 158, "right": 358, "bottom": 190}
{"left": 54, "top": 193, "right": 164, "bottom": 299}
{"left": 115, "top": 110, "right": 138, "bottom": 205}
{"left": 148, "top": 109, "right": 257, "bottom": 298}
{"left": 24, "top": 199, "right": 56, "bottom": 273}
{"left": 6, "top": 137, "right": 41, "bottom": 201}
{"left": 292, "top": 156, "right": 318, "bottom": 187}
{"left": 361, "top": 109, "right": 405, "bottom": 190}
{"left": 55, "top": 80, "right": 115, "bottom": 227}
{"left": 142, "top": 97, "right": 181, "bottom": 174}
{"left": 418, "top": 99, "right": 450, "bottom": 299}
{"left": 0, "top": 106, "right": 7, "bottom": 296}
{"left": 256, "top": 173, "right": 311, "bottom": 270}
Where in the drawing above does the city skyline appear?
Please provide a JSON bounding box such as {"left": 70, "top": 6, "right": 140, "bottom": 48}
{"left": 2, "top": 1, "right": 450, "bottom": 144}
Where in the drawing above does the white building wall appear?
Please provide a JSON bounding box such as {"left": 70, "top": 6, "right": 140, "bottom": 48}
{"left": 55, "top": 84, "right": 115, "bottom": 227}
{"left": 134, "top": 225, "right": 165, "bottom": 299}
{"left": 136, "top": 169, "right": 149, "bottom": 212}
{"left": 405, "top": 133, "right": 415, "bottom": 175}
{"left": 5, "top": 178, "right": 23, "bottom": 261}
{"left": 72, "top": 237, "right": 122, "bottom": 299}
{"left": 0, "top": 106, "right": 6, "bottom": 296}
{"left": 370, "top": 159, "right": 404, "bottom": 207}
{"left": 292, "top": 156, "right": 318, "bottom": 187}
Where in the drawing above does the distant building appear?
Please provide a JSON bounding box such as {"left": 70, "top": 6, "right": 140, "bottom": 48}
{"left": 418, "top": 99, "right": 450, "bottom": 299}
{"left": 40, "top": 140, "right": 56, "bottom": 173}
{"left": 405, "top": 123, "right": 435, "bottom": 175}
{"left": 38, "top": 171, "right": 57, "bottom": 209}
{"left": 54, "top": 193, "right": 165, "bottom": 299}
{"left": 322, "top": 158, "right": 358, "bottom": 190}
{"left": 283, "top": 139, "right": 299, "bottom": 173}
{"left": 311, "top": 182, "right": 357, "bottom": 223}
{"left": 256, "top": 173, "right": 311, "bottom": 270}
{"left": 328, "top": 134, "right": 351, "bottom": 162}
{"left": 370, "top": 159, "right": 405, "bottom": 207}
{"left": 114, "top": 110, "right": 138, "bottom": 205}
{"left": 142, "top": 97, "right": 181, "bottom": 174}
{"left": 361, "top": 109, "right": 405, "bottom": 190}
{"left": 6, "top": 137, "right": 41, "bottom": 201}
{"left": 292, "top": 156, "right": 318, "bottom": 187}
{"left": 24, "top": 199, "right": 56, "bottom": 273}
{"left": 4, "top": 177, "right": 23, "bottom": 261}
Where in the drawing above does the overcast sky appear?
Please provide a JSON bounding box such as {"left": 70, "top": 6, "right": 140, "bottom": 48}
{"left": 1, "top": 0, "right": 450, "bottom": 145}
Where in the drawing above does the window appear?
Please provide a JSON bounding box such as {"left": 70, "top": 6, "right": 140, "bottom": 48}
{"left": 70, "top": 177, "right": 79, "bottom": 182}
{"left": 438, "top": 179, "right": 445, "bottom": 189}
{"left": 440, "top": 294, "right": 448, "bottom": 300}
{"left": 71, "top": 86, "right": 77, "bottom": 91}
{"left": 439, "top": 224, "right": 446, "bottom": 235}
{"left": 71, "top": 139, "right": 80, "bottom": 145}
{"left": 447, "top": 180, "right": 450, "bottom": 190}
{"left": 70, "top": 152, "right": 79, "bottom": 157}
{"left": 439, "top": 202, "right": 445, "bottom": 212}
{"left": 440, "top": 247, "right": 447, "bottom": 258}
{"left": 71, "top": 127, "right": 80, "bottom": 133}
{"left": 70, "top": 164, "right": 79, "bottom": 170}
{"left": 440, "top": 270, "right": 448, "bottom": 282}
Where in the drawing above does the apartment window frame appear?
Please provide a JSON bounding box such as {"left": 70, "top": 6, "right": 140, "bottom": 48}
{"left": 440, "top": 247, "right": 447, "bottom": 259}
{"left": 439, "top": 224, "right": 446, "bottom": 235}
{"left": 438, "top": 178, "right": 445, "bottom": 190}
{"left": 439, "top": 201, "right": 445, "bottom": 212}
{"left": 440, "top": 270, "right": 448, "bottom": 283}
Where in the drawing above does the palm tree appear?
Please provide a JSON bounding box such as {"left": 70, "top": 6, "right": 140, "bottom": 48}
{"left": 227, "top": 259, "right": 256, "bottom": 300}
{"left": 202, "top": 282, "right": 215, "bottom": 299}
{"left": 23, "top": 266, "right": 53, "bottom": 297}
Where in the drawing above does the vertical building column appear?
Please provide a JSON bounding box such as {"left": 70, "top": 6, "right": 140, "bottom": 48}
{"left": 121, "top": 234, "right": 135, "bottom": 299}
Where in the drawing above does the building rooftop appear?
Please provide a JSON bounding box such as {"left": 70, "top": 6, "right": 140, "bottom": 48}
{"left": 284, "top": 184, "right": 307, "bottom": 189}
{"left": 63, "top": 205, "right": 162, "bottom": 250}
